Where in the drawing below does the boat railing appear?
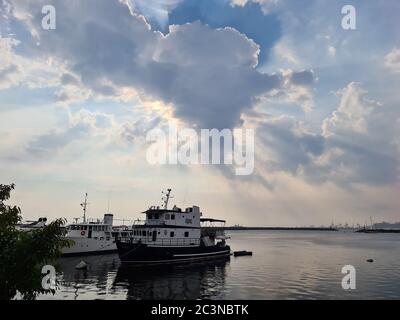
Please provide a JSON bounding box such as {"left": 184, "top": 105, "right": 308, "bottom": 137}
{"left": 201, "top": 227, "right": 226, "bottom": 238}
{"left": 117, "top": 237, "right": 200, "bottom": 246}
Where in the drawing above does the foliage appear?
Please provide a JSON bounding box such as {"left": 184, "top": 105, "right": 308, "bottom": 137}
{"left": 0, "top": 184, "right": 71, "bottom": 300}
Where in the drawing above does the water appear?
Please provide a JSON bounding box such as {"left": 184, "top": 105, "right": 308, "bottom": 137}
{"left": 39, "top": 231, "right": 400, "bottom": 300}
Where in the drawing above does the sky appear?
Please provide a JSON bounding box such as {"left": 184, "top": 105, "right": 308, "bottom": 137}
{"left": 0, "top": 0, "right": 399, "bottom": 226}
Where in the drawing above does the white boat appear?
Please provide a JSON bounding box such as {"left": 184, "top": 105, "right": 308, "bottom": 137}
{"left": 62, "top": 193, "right": 132, "bottom": 256}
{"left": 17, "top": 217, "right": 47, "bottom": 231}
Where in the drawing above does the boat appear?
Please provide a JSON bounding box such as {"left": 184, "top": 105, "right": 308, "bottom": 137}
{"left": 62, "top": 193, "right": 133, "bottom": 256}
{"left": 116, "top": 189, "right": 231, "bottom": 265}
{"left": 17, "top": 217, "right": 47, "bottom": 231}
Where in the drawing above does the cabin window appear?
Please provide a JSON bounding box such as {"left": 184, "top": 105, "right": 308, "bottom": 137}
{"left": 171, "top": 214, "right": 175, "bottom": 220}
{"left": 170, "top": 231, "right": 175, "bottom": 238}
{"left": 184, "top": 231, "right": 189, "bottom": 237}
{"left": 165, "top": 214, "right": 170, "bottom": 220}
{"left": 185, "top": 219, "right": 192, "bottom": 224}
{"left": 142, "top": 231, "right": 146, "bottom": 236}
{"left": 155, "top": 213, "right": 159, "bottom": 219}
{"left": 148, "top": 214, "right": 153, "bottom": 219}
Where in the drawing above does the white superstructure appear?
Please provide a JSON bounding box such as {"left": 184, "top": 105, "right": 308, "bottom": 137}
{"left": 62, "top": 194, "right": 132, "bottom": 255}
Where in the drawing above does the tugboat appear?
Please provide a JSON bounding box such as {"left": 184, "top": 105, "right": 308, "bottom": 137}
{"left": 116, "top": 189, "right": 231, "bottom": 264}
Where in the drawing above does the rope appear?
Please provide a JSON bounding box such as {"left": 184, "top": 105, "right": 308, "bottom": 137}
{"left": 118, "top": 241, "right": 143, "bottom": 259}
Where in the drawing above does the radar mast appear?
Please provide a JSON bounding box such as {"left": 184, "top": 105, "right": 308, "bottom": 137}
{"left": 161, "top": 189, "right": 173, "bottom": 209}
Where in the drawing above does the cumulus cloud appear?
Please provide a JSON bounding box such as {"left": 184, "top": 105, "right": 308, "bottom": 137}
{"left": 5, "top": 0, "right": 312, "bottom": 129}
{"left": 250, "top": 82, "right": 398, "bottom": 187}
{"left": 168, "top": 0, "right": 282, "bottom": 64}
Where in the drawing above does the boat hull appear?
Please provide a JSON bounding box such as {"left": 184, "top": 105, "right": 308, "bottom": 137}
{"left": 62, "top": 237, "right": 117, "bottom": 256}
{"left": 116, "top": 241, "right": 231, "bottom": 265}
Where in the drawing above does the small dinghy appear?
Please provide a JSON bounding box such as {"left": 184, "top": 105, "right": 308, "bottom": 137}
{"left": 233, "top": 250, "right": 252, "bottom": 257}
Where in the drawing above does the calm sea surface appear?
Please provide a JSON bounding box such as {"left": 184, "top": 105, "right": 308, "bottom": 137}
{"left": 39, "top": 231, "right": 400, "bottom": 300}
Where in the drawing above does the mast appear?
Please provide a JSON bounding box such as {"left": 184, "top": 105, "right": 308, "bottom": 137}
{"left": 161, "top": 189, "right": 173, "bottom": 209}
{"left": 80, "top": 193, "right": 88, "bottom": 223}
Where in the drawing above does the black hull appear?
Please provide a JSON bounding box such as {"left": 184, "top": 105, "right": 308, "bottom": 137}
{"left": 116, "top": 241, "right": 231, "bottom": 265}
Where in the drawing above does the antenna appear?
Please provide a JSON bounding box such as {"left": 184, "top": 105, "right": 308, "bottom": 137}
{"left": 183, "top": 186, "right": 188, "bottom": 207}
{"left": 107, "top": 191, "right": 110, "bottom": 213}
{"left": 161, "top": 188, "right": 173, "bottom": 209}
{"left": 80, "top": 193, "right": 89, "bottom": 223}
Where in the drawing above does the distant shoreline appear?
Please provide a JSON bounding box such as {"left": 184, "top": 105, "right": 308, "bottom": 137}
{"left": 224, "top": 227, "right": 400, "bottom": 233}
{"left": 356, "top": 228, "right": 400, "bottom": 234}
{"left": 224, "top": 227, "right": 338, "bottom": 231}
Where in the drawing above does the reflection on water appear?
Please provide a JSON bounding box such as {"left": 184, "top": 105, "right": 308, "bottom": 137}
{"left": 39, "top": 231, "right": 400, "bottom": 300}
{"left": 116, "top": 258, "right": 229, "bottom": 300}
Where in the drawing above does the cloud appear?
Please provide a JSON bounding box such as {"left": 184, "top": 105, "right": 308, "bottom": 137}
{"left": 0, "top": 37, "right": 23, "bottom": 89}
{"left": 0, "top": 35, "right": 67, "bottom": 91}
{"left": 384, "top": 47, "right": 400, "bottom": 74}
{"left": 319, "top": 83, "right": 398, "bottom": 186}
{"left": 23, "top": 107, "right": 163, "bottom": 161}
{"left": 250, "top": 82, "right": 398, "bottom": 187}
{"left": 6, "top": 0, "right": 312, "bottom": 130}
{"left": 168, "top": 0, "right": 282, "bottom": 64}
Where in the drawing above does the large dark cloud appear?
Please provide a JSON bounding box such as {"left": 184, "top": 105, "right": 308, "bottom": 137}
{"left": 7, "top": 0, "right": 307, "bottom": 129}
